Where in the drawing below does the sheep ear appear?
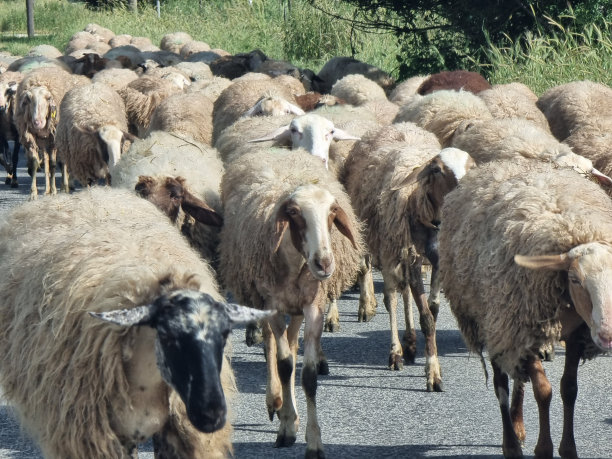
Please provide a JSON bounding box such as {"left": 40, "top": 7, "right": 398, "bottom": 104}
{"left": 135, "top": 175, "right": 155, "bottom": 198}
{"left": 272, "top": 202, "right": 290, "bottom": 253}
{"left": 332, "top": 128, "right": 360, "bottom": 141}
{"left": 223, "top": 302, "right": 276, "bottom": 325}
{"left": 7, "top": 82, "right": 18, "bottom": 95}
{"left": 591, "top": 168, "right": 612, "bottom": 187}
{"left": 332, "top": 205, "right": 358, "bottom": 249}
{"left": 181, "top": 188, "right": 224, "bottom": 227}
{"left": 285, "top": 102, "right": 306, "bottom": 116}
{"left": 249, "top": 125, "right": 291, "bottom": 143}
{"left": 89, "top": 305, "right": 154, "bottom": 327}
{"left": 514, "top": 253, "right": 571, "bottom": 271}
{"left": 241, "top": 100, "right": 265, "bottom": 118}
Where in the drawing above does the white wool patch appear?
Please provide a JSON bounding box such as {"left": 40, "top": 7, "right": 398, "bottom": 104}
{"left": 439, "top": 147, "right": 470, "bottom": 180}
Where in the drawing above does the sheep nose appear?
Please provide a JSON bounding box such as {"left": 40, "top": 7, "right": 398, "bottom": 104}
{"left": 315, "top": 256, "right": 333, "bottom": 275}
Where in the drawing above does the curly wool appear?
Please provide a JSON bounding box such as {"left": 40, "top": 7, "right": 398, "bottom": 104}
{"left": 55, "top": 82, "right": 130, "bottom": 185}
{"left": 0, "top": 187, "right": 234, "bottom": 459}
{"left": 439, "top": 160, "right": 612, "bottom": 379}
{"left": 219, "top": 149, "right": 364, "bottom": 308}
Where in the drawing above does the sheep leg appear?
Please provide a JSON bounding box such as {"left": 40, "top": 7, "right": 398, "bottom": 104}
{"left": 10, "top": 139, "right": 19, "bottom": 188}
{"left": 27, "top": 149, "right": 39, "bottom": 199}
{"left": 401, "top": 288, "right": 417, "bottom": 364}
{"left": 269, "top": 313, "right": 299, "bottom": 448}
{"left": 263, "top": 320, "right": 282, "bottom": 421}
{"left": 558, "top": 329, "right": 584, "bottom": 459}
{"left": 357, "top": 254, "right": 377, "bottom": 322}
{"left": 61, "top": 161, "right": 70, "bottom": 194}
{"left": 48, "top": 148, "right": 58, "bottom": 195}
{"left": 427, "top": 263, "right": 440, "bottom": 322}
{"left": 382, "top": 277, "right": 403, "bottom": 370}
{"left": 510, "top": 379, "right": 526, "bottom": 443}
{"left": 302, "top": 302, "right": 325, "bottom": 459}
{"left": 408, "top": 261, "right": 442, "bottom": 392}
{"left": 526, "top": 356, "right": 553, "bottom": 459}
{"left": 324, "top": 298, "right": 340, "bottom": 332}
{"left": 492, "top": 361, "right": 523, "bottom": 458}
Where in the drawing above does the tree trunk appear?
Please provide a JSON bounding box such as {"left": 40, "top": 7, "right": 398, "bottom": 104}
{"left": 26, "top": 0, "right": 35, "bottom": 38}
{"left": 128, "top": 0, "right": 137, "bottom": 13}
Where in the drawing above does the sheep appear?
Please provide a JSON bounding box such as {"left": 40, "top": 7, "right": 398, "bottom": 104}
{"left": 7, "top": 55, "right": 72, "bottom": 74}
{"left": 209, "top": 49, "right": 268, "bottom": 80}
{"left": 112, "top": 130, "right": 224, "bottom": 264}
{"left": 26, "top": 44, "right": 63, "bottom": 59}
{"left": 439, "top": 159, "right": 612, "bottom": 458}
{"left": 186, "top": 76, "right": 233, "bottom": 103}
{"left": 417, "top": 70, "right": 492, "bottom": 95}
{"left": 91, "top": 67, "right": 139, "bottom": 90}
{"left": 147, "top": 91, "right": 215, "bottom": 145}
{"left": 118, "top": 74, "right": 185, "bottom": 136}
{"left": 64, "top": 30, "right": 107, "bottom": 55}
{"left": 341, "top": 122, "right": 472, "bottom": 391}
{"left": 388, "top": 75, "right": 429, "bottom": 105}
{"left": 187, "top": 50, "right": 230, "bottom": 65}
{"left": 173, "top": 61, "right": 213, "bottom": 81}
{"left": 180, "top": 40, "right": 212, "bottom": 59}
{"left": 450, "top": 117, "right": 612, "bottom": 187}
{"left": 536, "top": 80, "right": 612, "bottom": 141}
{"left": 160, "top": 31, "right": 194, "bottom": 54}
{"left": 330, "top": 74, "right": 399, "bottom": 124}
{"left": 394, "top": 89, "right": 493, "bottom": 147}
{"left": 55, "top": 82, "right": 134, "bottom": 188}
{"left": 0, "top": 186, "right": 271, "bottom": 459}
{"left": 109, "top": 34, "right": 133, "bottom": 48}
{"left": 477, "top": 82, "right": 551, "bottom": 132}
{"left": 62, "top": 51, "right": 112, "bottom": 78}
{"left": 83, "top": 23, "right": 116, "bottom": 43}
{"left": 313, "top": 56, "right": 396, "bottom": 95}
{"left": 0, "top": 70, "right": 24, "bottom": 187}
{"left": 14, "top": 67, "right": 89, "bottom": 197}
{"left": 219, "top": 149, "right": 364, "bottom": 458}
{"left": 211, "top": 74, "right": 305, "bottom": 142}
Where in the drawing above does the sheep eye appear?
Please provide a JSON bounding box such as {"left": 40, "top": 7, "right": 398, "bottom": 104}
{"left": 568, "top": 274, "right": 582, "bottom": 285}
{"left": 431, "top": 165, "right": 442, "bottom": 174}
{"left": 286, "top": 208, "right": 297, "bottom": 216}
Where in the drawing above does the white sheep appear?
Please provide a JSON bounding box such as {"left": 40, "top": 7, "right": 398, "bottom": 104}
{"left": 14, "top": 66, "right": 90, "bottom": 197}
{"left": 180, "top": 40, "right": 212, "bottom": 59}
{"left": 342, "top": 122, "right": 473, "bottom": 391}
{"left": 112, "top": 130, "right": 225, "bottom": 264}
{"left": 0, "top": 187, "right": 271, "bottom": 459}
{"left": 388, "top": 75, "right": 429, "bottom": 105}
{"left": 55, "top": 82, "right": 134, "bottom": 188}
{"left": 393, "top": 89, "right": 493, "bottom": 147}
{"left": 439, "top": 160, "right": 612, "bottom": 458}
{"left": 219, "top": 149, "right": 364, "bottom": 458}
{"left": 91, "top": 67, "right": 139, "bottom": 91}
{"left": 160, "top": 31, "right": 194, "bottom": 54}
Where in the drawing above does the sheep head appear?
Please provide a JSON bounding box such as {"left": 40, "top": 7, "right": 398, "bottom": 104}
{"left": 515, "top": 241, "right": 612, "bottom": 351}
{"left": 249, "top": 114, "right": 359, "bottom": 169}
{"left": 90, "top": 290, "right": 274, "bottom": 433}
{"left": 272, "top": 184, "right": 357, "bottom": 281}
{"left": 0, "top": 81, "right": 18, "bottom": 111}
{"left": 19, "top": 86, "right": 56, "bottom": 133}
{"left": 135, "top": 175, "right": 223, "bottom": 227}
{"left": 240, "top": 95, "right": 305, "bottom": 118}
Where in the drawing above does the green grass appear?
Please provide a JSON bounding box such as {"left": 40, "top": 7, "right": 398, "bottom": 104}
{"left": 477, "top": 14, "right": 612, "bottom": 94}
{"left": 0, "top": 0, "right": 402, "bottom": 75}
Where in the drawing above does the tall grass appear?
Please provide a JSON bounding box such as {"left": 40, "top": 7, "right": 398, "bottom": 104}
{"left": 0, "top": 0, "right": 401, "bottom": 75}
{"left": 478, "top": 13, "right": 612, "bottom": 94}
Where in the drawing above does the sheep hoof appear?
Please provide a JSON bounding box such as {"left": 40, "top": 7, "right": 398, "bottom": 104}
{"left": 427, "top": 379, "right": 443, "bottom": 392}
{"left": 317, "top": 359, "right": 329, "bottom": 376}
{"left": 305, "top": 448, "right": 325, "bottom": 459}
{"left": 323, "top": 321, "right": 339, "bottom": 332}
{"left": 402, "top": 342, "right": 417, "bottom": 364}
{"left": 4, "top": 177, "right": 10, "bottom": 185}
{"left": 268, "top": 407, "right": 276, "bottom": 422}
{"left": 388, "top": 353, "right": 403, "bottom": 371}
{"left": 10, "top": 180, "right": 18, "bottom": 188}
{"left": 357, "top": 309, "right": 376, "bottom": 322}
{"left": 274, "top": 432, "right": 296, "bottom": 448}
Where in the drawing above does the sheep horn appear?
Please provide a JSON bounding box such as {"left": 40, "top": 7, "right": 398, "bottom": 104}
{"left": 223, "top": 302, "right": 276, "bottom": 325}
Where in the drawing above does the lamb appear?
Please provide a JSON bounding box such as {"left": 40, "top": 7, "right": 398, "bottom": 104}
{"left": 118, "top": 74, "right": 185, "bottom": 136}
{"left": 0, "top": 187, "right": 270, "bottom": 459}
{"left": 313, "top": 56, "right": 396, "bottom": 95}
{"left": 0, "top": 70, "right": 24, "bottom": 187}
{"left": 341, "top": 122, "right": 472, "bottom": 391}
{"left": 55, "top": 82, "right": 134, "bottom": 188}
{"left": 417, "top": 70, "right": 492, "bottom": 95}
{"left": 477, "top": 82, "right": 551, "bottom": 132}
{"left": 394, "top": 89, "right": 493, "bottom": 147}
{"left": 146, "top": 91, "right": 215, "bottom": 145}
{"left": 112, "top": 130, "right": 224, "bottom": 264}
{"left": 14, "top": 66, "right": 89, "bottom": 197}
{"left": 536, "top": 80, "right": 612, "bottom": 141}
{"left": 450, "top": 117, "right": 612, "bottom": 186}
{"left": 212, "top": 73, "right": 306, "bottom": 142}
{"left": 439, "top": 159, "right": 612, "bottom": 458}
{"left": 219, "top": 149, "right": 364, "bottom": 458}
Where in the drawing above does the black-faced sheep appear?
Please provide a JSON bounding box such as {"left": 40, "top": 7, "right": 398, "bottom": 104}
{"left": 209, "top": 49, "right": 268, "bottom": 80}
{"left": 342, "top": 122, "right": 473, "bottom": 391}
{"left": 55, "top": 82, "right": 134, "bottom": 188}
{"left": 439, "top": 160, "right": 612, "bottom": 458}
{"left": 417, "top": 70, "right": 492, "bottom": 95}
{"left": 14, "top": 67, "right": 89, "bottom": 197}
{"left": 219, "top": 149, "right": 364, "bottom": 459}
{"left": 0, "top": 70, "right": 23, "bottom": 187}
{"left": 0, "top": 187, "right": 271, "bottom": 459}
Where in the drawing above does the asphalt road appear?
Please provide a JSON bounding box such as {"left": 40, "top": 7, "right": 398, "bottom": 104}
{"left": 0, "top": 153, "right": 610, "bottom": 459}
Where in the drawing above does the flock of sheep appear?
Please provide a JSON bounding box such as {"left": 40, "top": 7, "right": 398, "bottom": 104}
{"left": 0, "top": 22, "right": 611, "bottom": 459}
